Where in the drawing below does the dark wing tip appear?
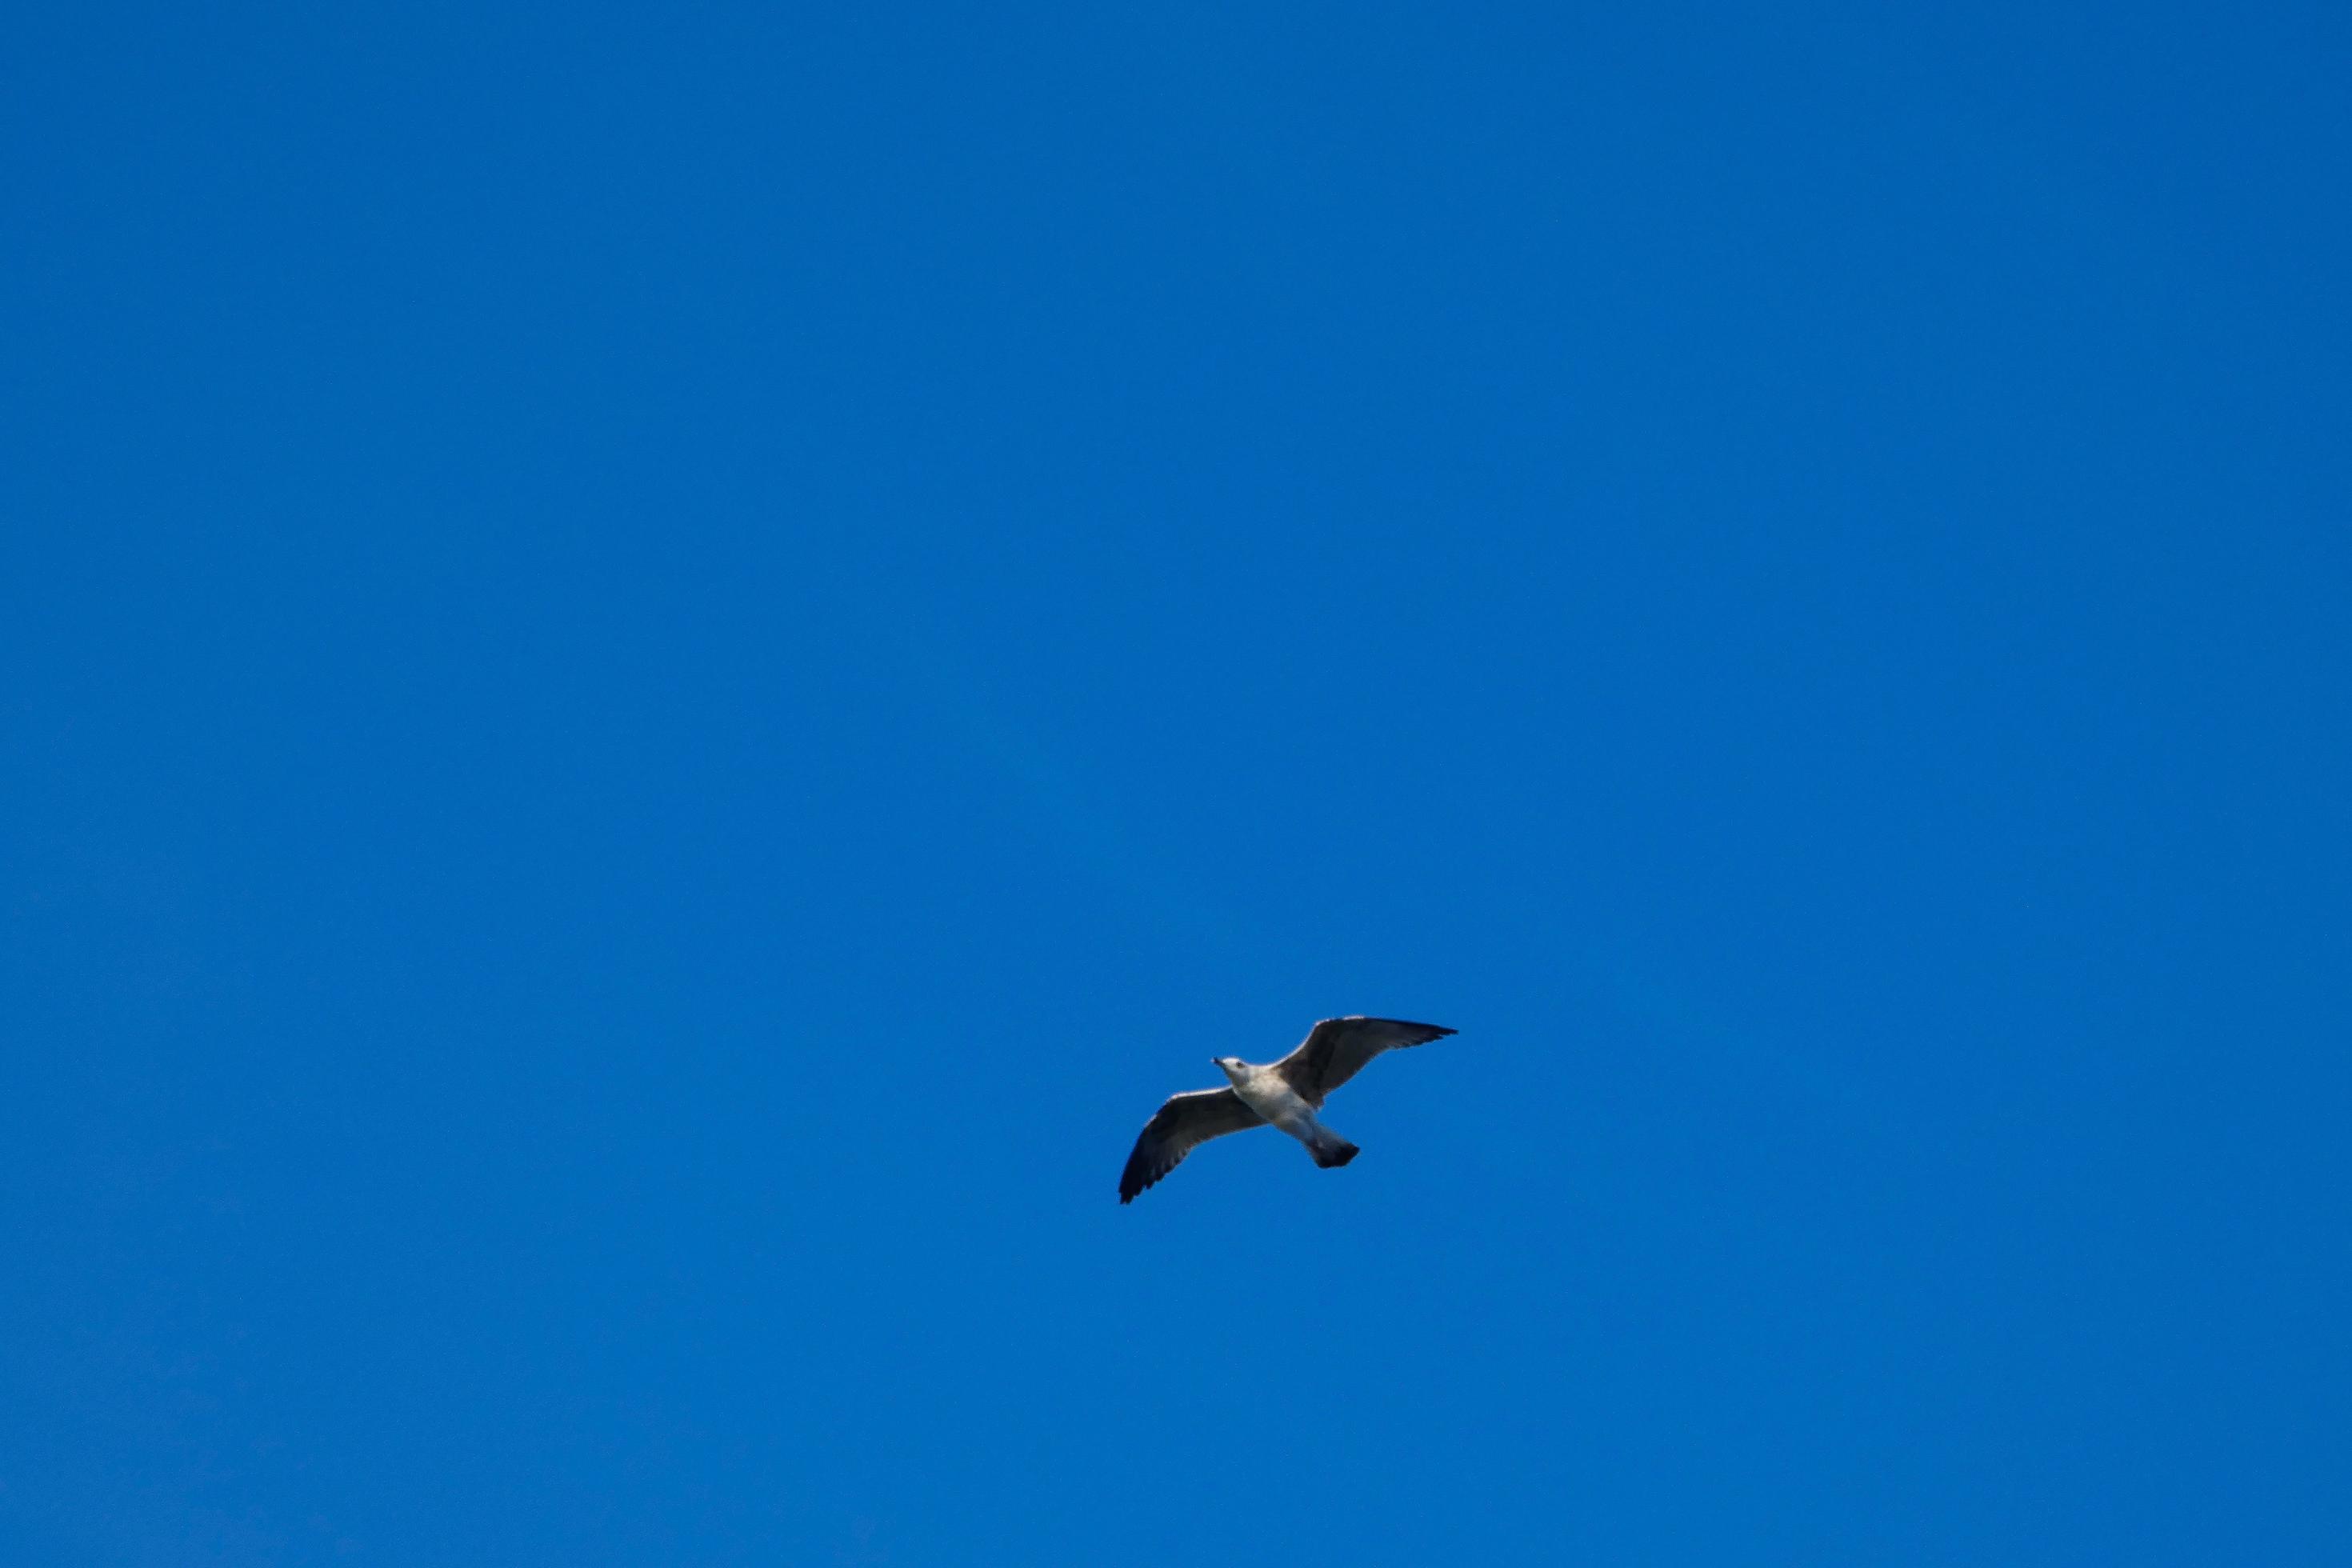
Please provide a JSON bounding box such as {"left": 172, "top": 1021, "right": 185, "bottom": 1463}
{"left": 1118, "top": 1130, "right": 1170, "bottom": 1204}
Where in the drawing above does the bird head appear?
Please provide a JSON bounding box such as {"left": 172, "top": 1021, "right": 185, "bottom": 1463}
{"left": 1212, "top": 1056, "right": 1247, "bottom": 1081}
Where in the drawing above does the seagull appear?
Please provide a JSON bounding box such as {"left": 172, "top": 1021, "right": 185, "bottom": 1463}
{"left": 1118, "top": 1016, "right": 1458, "bottom": 1203}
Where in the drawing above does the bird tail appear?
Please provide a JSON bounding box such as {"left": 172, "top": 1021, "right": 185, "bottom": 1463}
{"left": 1310, "top": 1130, "right": 1359, "bottom": 1169}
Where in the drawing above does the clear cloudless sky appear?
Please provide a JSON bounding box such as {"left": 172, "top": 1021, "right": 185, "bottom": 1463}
{"left": 5, "top": 3, "right": 2348, "bottom": 1564}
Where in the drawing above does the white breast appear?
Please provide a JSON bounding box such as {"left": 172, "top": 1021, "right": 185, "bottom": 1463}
{"left": 1232, "top": 1065, "right": 1314, "bottom": 1130}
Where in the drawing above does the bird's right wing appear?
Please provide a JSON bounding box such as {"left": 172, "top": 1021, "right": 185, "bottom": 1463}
{"left": 1273, "top": 1016, "right": 1457, "bottom": 1106}
{"left": 1118, "top": 1087, "right": 1264, "bottom": 1203}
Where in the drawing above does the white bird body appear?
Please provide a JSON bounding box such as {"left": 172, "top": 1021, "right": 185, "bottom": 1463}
{"left": 1218, "top": 1058, "right": 1340, "bottom": 1157}
{"left": 1118, "top": 1017, "right": 1458, "bottom": 1203}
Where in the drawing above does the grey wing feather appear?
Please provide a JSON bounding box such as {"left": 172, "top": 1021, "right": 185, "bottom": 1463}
{"left": 1118, "top": 1087, "right": 1265, "bottom": 1203}
{"left": 1274, "top": 1016, "right": 1457, "bottom": 1107}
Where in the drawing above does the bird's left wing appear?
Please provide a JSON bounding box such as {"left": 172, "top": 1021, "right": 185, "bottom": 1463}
{"left": 1274, "top": 1016, "right": 1457, "bottom": 1106}
{"left": 1118, "top": 1088, "right": 1264, "bottom": 1203}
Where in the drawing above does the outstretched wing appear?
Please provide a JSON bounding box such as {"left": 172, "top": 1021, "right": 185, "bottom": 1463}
{"left": 1118, "top": 1087, "right": 1264, "bottom": 1203}
{"left": 1273, "top": 1016, "right": 1456, "bottom": 1107}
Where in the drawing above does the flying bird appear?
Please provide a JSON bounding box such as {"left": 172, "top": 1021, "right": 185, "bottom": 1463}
{"left": 1118, "top": 1016, "right": 1458, "bottom": 1203}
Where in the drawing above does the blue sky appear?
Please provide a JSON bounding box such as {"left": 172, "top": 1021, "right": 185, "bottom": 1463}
{"left": 6, "top": 3, "right": 2348, "bottom": 1563}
